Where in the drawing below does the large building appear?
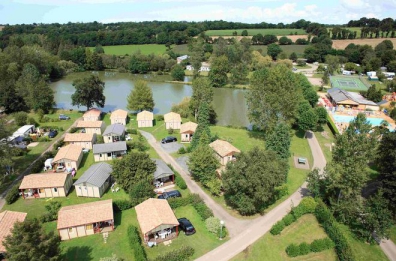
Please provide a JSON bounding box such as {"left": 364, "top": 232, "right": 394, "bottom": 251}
{"left": 327, "top": 88, "right": 379, "bottom": 111}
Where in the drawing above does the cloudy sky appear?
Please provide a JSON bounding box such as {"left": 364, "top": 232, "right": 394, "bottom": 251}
{"left": 1, "top": 0, "right": 395, "bottom": 25}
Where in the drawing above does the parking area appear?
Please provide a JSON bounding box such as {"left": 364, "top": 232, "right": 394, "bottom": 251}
{"left": 160, "top": 141, "right": 185, "bottom": 153}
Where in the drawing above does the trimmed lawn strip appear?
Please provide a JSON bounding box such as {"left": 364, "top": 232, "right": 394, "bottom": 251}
{"left": 313, "top": 124, "right": 335, "bottom": 163}
{"left": 231, "top": 214, "right": 337, "bottom": 261}
{"left": 390, "top": 225, "right": 396, "bottom": 243}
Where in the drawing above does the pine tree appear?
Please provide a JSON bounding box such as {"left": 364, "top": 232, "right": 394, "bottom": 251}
{"left": 127, "top": 80, "right": 155, "bottom": 112}
{"left": 191, "top": 102, "right": 211, "bottom": 150}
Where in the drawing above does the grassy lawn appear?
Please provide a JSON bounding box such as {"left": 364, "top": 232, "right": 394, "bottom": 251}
{"left": 88, "top": 44, "right": 167, "bottom": 56}
{"left": 314, "top": 124, "right": 335, "bottom": 162}
{"left": 210, "top": 126, "right": 265, "bottom": 152}
{"left": 205, "top": 29, "right": 306, "bottom": 36}
{"left": 390, "top": 225, "right": 396, "bottom": 243}
{"left": 232, "top": 214, "right": 337, "bottom": 261}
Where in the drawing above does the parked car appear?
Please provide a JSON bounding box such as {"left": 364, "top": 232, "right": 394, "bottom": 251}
{"left": 178, "top": 218, "right": 196, "bottom": 235}
{"left": 161, "top": 136, "right": 177, "bottom": 144}
{"left": 82, "top": 148, "right": 90, "bottom": 153}
{"left": 48, "top": 130, "right": 58, "bottom": 138}
{"left": 157, "top": 190, "right": 181, "bottom": 200}
{"left": 59, "top": 114, "right": 70, "bottom": 120}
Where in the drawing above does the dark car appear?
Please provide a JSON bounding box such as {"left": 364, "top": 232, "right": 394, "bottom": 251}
{"left": 178, "top": 218, "right": 196, "bottom": 235}
{"left": 161, "top": 136, "right": 177, "bottom": 144}
{"left": 48, "top": 130, "right": 58, "bottom": 138}
{"left": 157, "top": 190, "right": 181, "bottom": 200}
{"left": 59, "top": 114, "right": 70, "bottom": 120}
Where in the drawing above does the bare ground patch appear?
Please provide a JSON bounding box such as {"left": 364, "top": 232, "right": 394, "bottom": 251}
{"left": 332, "top": 38, "right": 396, "bottom": 49}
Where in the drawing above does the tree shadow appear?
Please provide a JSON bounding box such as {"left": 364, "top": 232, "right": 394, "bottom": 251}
{"left": 62, "top": 246, "right": 93, "bottom": 261}
{"left": 114, "top": 211, "right": 122, "bottom": 227}
{"left": 247, "top": 130, "right": 266, "bottom": 141}
{"left": 294, "top": 129, "right": 306, "bottom": 139}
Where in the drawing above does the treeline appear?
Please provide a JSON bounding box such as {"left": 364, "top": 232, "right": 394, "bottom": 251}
{"left": 347, "top": 17, "right": 396, "bottom": 38}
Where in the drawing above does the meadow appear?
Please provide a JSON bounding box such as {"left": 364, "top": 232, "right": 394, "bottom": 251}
{"left": 89, "top": 44, "right": 167, "bottom": 55}
{"left": 205, "top": 28, "right": 306, "bottom": 36}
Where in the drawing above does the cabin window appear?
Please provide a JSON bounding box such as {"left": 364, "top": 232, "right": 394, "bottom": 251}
{"left": 53, "top": 188, "right": 58, "bottom": 192}
{"left": 99, "top": 154, "right": 102, "bottom": 157}
{"left": 107, "top": 153, "right": 111, "bottom": 157}
{"left": 39, "top": 189, "right": 44, "bottom": 193}
{"left": 86, "top": 224, "right": 93, "bottom": 230}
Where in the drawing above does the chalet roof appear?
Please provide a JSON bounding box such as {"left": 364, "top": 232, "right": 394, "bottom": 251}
{"left": 19, "top": 173, "right": 70, "bottom": 189}
{"left": 83, "top": 108, "right": 101, "bottom": 117}
{"left": 153, "top": 159, "right": 174, "bottom": 179}
{"left": 57, "top": 200, "right": 113, "bottom": 229}
{"left": 209, "top": 139, "right": 241, "bottom": 157}
{"left": 64, "top": 133, "right": 95, "bottom": 142}
{"left": 137, "top": 110, "right": 154, "bottom": 121}
{"left": 53, "top": 144, "right": 83, "bottom": 163}
{"left": 110, "top": 109, "right": 128, "bottom": 119}
{"left": 74, "top": 162, "right": 112, "bottom": 187}
{"left": 164, "top": 112, "right": 181, "bottom": 122}
{"left": 0, "top": 211, "right": 27, "bottom": 252}
{"left": 103, "top": 124, "right": 125, "bottom": 136}
{"left": 76, "top": 121, "right": 104, "bottom": 128}
{"left": 180, "top": 122, "right": 197, "bottom": 133}
{"left": 93, "top": 141, "right": 127, "bottom": 154}
{"left": 135, "top": 198, "right": 179, "bottom": 235}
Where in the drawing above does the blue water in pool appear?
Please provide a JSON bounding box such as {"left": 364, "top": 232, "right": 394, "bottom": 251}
{"left": 332, "top": 115, "right": 385, "bottom": 126}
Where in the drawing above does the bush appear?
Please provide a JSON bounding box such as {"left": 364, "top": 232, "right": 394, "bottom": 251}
{"left": 168, "top": 128, "right": 174, "bottom": 134}
{"left": 186, "top": 146, "right": 193, "bottom": 153}
{"left": 69, "top": 127, "right": 79, "bottom": 133}
{"left": 299, "top": 242, "right": 310, "bottom": 255}
{"left": 205, "top": 216, "right": 221, "bottom": 234}
{"left": 270, "top": 220, "right": 285, "bottom": 235}
{"left": 127, "top": 226, "right": 147, "bottom": 261}
{"left": 175, "top": 175, "right": 187, "bottom": 190}
{"left": 310, "top": 238, "right": 335, "bottom": 252}
{"left": 168, "top": 196, "right": 191, "bottom": 209}
{"left": 53, "top": 139, "right": 65, "bottom": 151}
{"left": 275, "top": 184, "right": 288, "bottom": 199}
{"left": 26, "top": 117, "right": 37, "bottom": 126}
{"left": 96, "top": 135, "right": 104, "bottom": 144}
{"left": 152, "top": 246, "right": 194, "bottom": 261}
{"left": 283, "top": 214, "right": 296, "bottom": 226}
{"left": 193, "top": 202, "right": 213, "bottom": 221}
{"left": 14, "top": 112, "right": 28, "bottom": 126}
{"left": 40, "top": 201, "right": 62, "bottom": 222}
{"left": 156, "top": 115, "right": 164, "bottom": 121}
{"left": 177, "top": 147, "right": 186, "bottom": 154}
{"left": 113, "top": 200, "right": 133, "bottom": 212}
{"left": 292, "top": 197, "right": 317, "bottom": 219}
{"left": 286, "top": 244, "right": 300, "bottom": 257}
{"left": 40, "top": 116, "right": 50, "bottom": 123}
{"left": 38, "top": 136, "right": 50, "bottom": 142}
{"left": 129, "top": 128, "right": 138, "bottom": 135}
{"left": 5, "top": 183, "right": 21, "bottom": 204}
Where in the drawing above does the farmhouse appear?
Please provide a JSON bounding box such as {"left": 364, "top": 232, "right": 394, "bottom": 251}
{"left": 164, "top": 112, "right": 181, "bottom": 130}
{"left": 327, "top": 88, "right": 379, "bottom": 111}
{"left": 53, "top": 144, "right": 84, "bottom": 171}
{"left": 176, "top": 55, "right": 189, "bottom": 64}
{"left": 64, "top": 133, "right": 96, "bottom": 149}
{"left": 135, "top": 198, "right": 179, "bottom": 243}
{"left": 19, "top": 173, "right": 73, "bottom": 199}
{"left": 103, "top": 124, "right": 125, "bottom": 143}
{"left": 209, "top": 139, "right": 241, "bottom": 166}
{"left": 74, "top": 162, "right": 112, "bottom": 198}
{"left": 137, "top": 110, "right": 154, "bottom": 128}
{"left": 0, "top": 211, "right": 27, "bottom": 253}
{"left": 57, "top": 199, "right": 114, "bottom": 240}
{"left": 93, "top": 141, "right": 127, "bottom": 162}
{"left": 180, "top": 121, "right": 197, "bottom": 142}
{"left": 110, "top": 109, "right": 128, "bottom": 125}
{"left": 76, "top": 121, "right": 105, "bottom": 135}
{"left": 153, "top": 159, "right": 174, "bottom": 185}
{"left": 83, "top": 108, "right": 102, "bottom": 121}
{"left": 199, "top": 62, "right": 210, "bottom": 72}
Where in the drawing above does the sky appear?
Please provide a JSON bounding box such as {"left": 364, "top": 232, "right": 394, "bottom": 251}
{"left": 0, "top": 0, "right": 395, "bottom": 25}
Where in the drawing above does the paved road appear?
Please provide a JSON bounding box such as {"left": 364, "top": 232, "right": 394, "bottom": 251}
{"left": 0, "top": 117, "right": 82, "bottom": 210}
{"left": 381, "top": 239, "right": 396, "bottom": 261}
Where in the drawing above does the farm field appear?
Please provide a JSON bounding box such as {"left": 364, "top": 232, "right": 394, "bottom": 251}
{"left": 89, "top": 44, "right": 167, "bottom": 55}
{"left": 332, "top": 38, "right": 396, "bottom": 49}
{"left": 205, "top": 28, "right": 306, "bottom": 36}
{"left": 252, "top": 44, "right": 307, "bottom": 57}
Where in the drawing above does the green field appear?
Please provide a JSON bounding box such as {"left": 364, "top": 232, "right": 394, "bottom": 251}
{"left": 205, "top": 28, "right": 306, "bottom": 36}
{"left": 330, "top": 76, "right": 368, "bottom": 91}
{"left": 89, "top": 44, "right": 167, "bottom": 56}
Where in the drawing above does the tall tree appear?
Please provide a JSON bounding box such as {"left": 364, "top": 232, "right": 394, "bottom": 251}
{"left": 190, "top": 102, "right": 211, "bottom": 150}
{"left": 208, "top": 55, "right": 229, "bottom": 87}
{"left": 267, "top": 43, "right": 282, "bottom": 60}
{"left": 127, "top": 80, "right": 155, "bottom": 112}
{"left": 4, "top": 219, "right": 61, "bottom": 261}
{"left": 112, "top": 151, "right": 156, "bottom": 192}
{"left": 222, "top": 147, "right": 287, "bottom": 215}
{"left": 189, "top": 77, "right": 213, "bottom": 119}
{"left": 265, "top": 122, "right": 291, "bottom": 162}
{"left": 71, "top": 74, "right": 105, "bottom": 110}
{"left": 170, "top": 64, "right": 185, "bottom": 81}
{"left": 246, "top": 64, "right": 303, "bottom": 134}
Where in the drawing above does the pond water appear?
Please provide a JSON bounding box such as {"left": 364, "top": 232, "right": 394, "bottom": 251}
{"left": 50, "top": 72, "right": 249, "bottom": 127}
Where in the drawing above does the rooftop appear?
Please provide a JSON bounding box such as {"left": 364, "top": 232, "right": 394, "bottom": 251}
{"left": 209, "top": 139, "right": 241, "bottom": 157}
{"left": 0, "top": 211, "right": 27, "bottom": 252}
{"left": 74, "top": 162, "right": 112, "bottom": 187}
{"left": 76, "top": 121, "right": 104, "bottom": 128}
{"left": 153, "top": 159, "right": 174, "bottom": 179}
{"left": 110, "top": 109, "right": 128, "bottom": 119}
{"left": 93, "top": 141, "right": 127, "bottom": 154}
{"left": 137, "top": 110, "right": 154, "bottom": 121}
{"left": 164, "top": 112, "right": 181, "bottom": 122}
{"left": 327, "top": 88, "right": 377, "bottom": 106}
{"left": 57, "top": 199, "right": 113, "bottom": 229}
{"left": 19, "top": 173, "right": 70, "bottom": 189}
{"left": 53, "top": 144, "right": 83, "bottom": 162}
{"left": 103, "top": 124, "right": 125, "bottom": 136}
{"left": 64, "top": 133, "right": 95, "bottom": 142}
{"left": 180, "top": 121, "right": 197, "bottom": 133}
{"left": 83, "top": 108, "right": 101, "bottom": 117}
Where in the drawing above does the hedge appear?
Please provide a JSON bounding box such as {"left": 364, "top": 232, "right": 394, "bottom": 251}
{"left": 113, "top": 200, "right": 134, "bottom": 212}
{"left": 127, "top": 225, "right": 147, "bottom": 261}
{"left": 150, "top": 246, "right": 194, "bottom": 261}
{"left": 5, "top": 182, "right": 21, "bottom": 204}
{"left": 315, "top": 200, "right": 354, "bottom": 261}
{"left": 286, "top": 238, "right": 335, "bottom": 257}
{"left": 167, "top": 164, "right": 187, "bottom": 190}
{"left": 327, "top": 114, "right": 340, "bottom": 135}
{"left": 168, "top": 194, "right": 213, "bottom": 220}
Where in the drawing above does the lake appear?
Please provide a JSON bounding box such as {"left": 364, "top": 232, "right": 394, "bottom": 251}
{"left": 51, "top": 72, "right": 249, "bottom": 127}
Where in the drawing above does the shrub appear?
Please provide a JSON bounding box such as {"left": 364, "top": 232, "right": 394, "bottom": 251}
{"left": 275, "top": 184, "right": 288, "bottom": 199}
{"left": 205, "top": 216, "right": 221, "bottom": 234}
{"left": 113, "top": 200, "right": 133, "bottom": 212}
{"left": 286, "top": 244, "right": 300, "bottom": 257}
{"left": 26, "top": 117, "right": 37, "bottom": 126}
{"left": 283, "top": 213, "right": 296, "bottom": 226}
{"left": 14, "top": 112, "right": 28, "bottom": 126}
{"left": 156, "top": 115, "right": 164, "bottom": 121}
{"left": 40, "top": 201, "right": 62, "bottom": 222}
{"left": 69, "top": 127, "right": 79, "bottom": 133}
{"left": 175, "top": 175, "right": 187, "bottom": 190}
{"left": 5, "top": 183, "right": 21, "bottom": 205}
{"left": 299, "top": 242, "right": 310, "bottom": 255}
{"left": 40, "top": 116, "right": 50, "bottom": 123}
{"left": 193, "top": 202, "right": 213, "bottom": 221}
{"left": 127, "top": 226, "right": 147, "bottom": 261}
{"left": 177, "top": 147, "right": 186, "bottom": 154}
{"left": 96, "top": 135, "right": 104, "bottom": 144}
{"left": 168, "top": 196, "right": 191, "bottom": 209}
{"left": 152, "top": 246, "right": 194, "bottom": 261}
{"left": 38, "top": 136, "right": 50, "bottom": 142}
{"left": 298, "top": 197, "right": 317, "bottom": 214}
{"left": 310, "top": 238, "right": 334, "bottom": 252}
{"left": 168, "top": 128, "right": 174, "bottom": 134}
{"left": 129, "top": 128, "right": 138, "bottom": 135}
{"left": 186, "top": 146, "right": 193, "bottom": 153}
{"left": 53, "top": 139, "right": 65, "bottom": 151}
{"left": 270, "top": 220, "right": 285, "bottom": 235}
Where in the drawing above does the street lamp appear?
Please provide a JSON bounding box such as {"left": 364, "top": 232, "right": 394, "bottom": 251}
{"left": 219, "top": 220, "right": 224, "bottom": 240}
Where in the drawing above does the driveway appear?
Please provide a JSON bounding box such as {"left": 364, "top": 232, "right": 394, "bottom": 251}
{"left": 175, "top": 156, "right": 190, "bottom": 174}
{"left": 160, "top": 141, "right": 185, "bottom": 154}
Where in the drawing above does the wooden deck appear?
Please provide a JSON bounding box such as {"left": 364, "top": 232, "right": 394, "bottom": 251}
{"left": 148, "top": 232, "right": 177, "bottom": 244}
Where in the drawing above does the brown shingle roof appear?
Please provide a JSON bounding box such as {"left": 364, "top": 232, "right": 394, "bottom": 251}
{"left": 135, "top": 198, "right": 179, "bottom": 235}
{"left": 83, "top": 108, "right": 101, "bottom": 117}
{"left": 19, "top": 173, "right": 70, "bottom": 189}
{"left": 137, "top": 110, "right": 154, "bottom": 121}
{"left": 209, "top": 140, "right": 241, "bottom": 157}
{"left": 57, "top": 200, "right": 113, "bottom": 229}
{"left": 0, "top": 211, "right": 27, "bottom": 252}
{"left": 110, "top": 109, "right": 128, "bottom": 119}
{"left": 53, "top": 144, "right": 83, "bottom": 163}
{"left": 64, "top": 133, "right": 94, "bottom": 142}
{"left": 76, "top": 121, "right": 104, "bottom": 128}
{"left": 180, "top": 121, "right": 197, "bottom": 133}
{"left": 164, "top": 112, "right": 181, "bottom": 122}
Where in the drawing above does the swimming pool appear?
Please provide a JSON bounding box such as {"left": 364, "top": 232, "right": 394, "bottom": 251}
{"left": 332, "top": 115, "right": 385, "bottom": 126}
